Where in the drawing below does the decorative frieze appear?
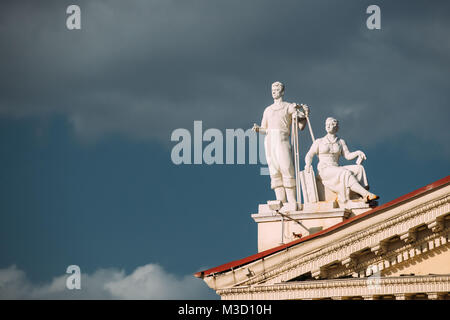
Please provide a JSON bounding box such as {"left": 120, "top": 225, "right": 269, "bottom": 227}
{"left": 341, "top": 256, "right": 357, "bottom": 269}
{"left": 400, "top": 230, "right": 417, "bottom": 244}
{"left": 328, "top": 228, "right": 450, "bottom": 280}
{"left": 218, "top": 275, "right": 450, "bottom": 300}
{"left": 371, "top": 241, "right": 388, "bottom": 255}
{"left": 428, "top": 217, "right": 445, "bottom": 233}
{"left": 427, "top": 292, "right": 438, "bottom": 300}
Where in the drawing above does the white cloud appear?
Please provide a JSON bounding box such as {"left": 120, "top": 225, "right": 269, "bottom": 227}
{"left": 0, "top": 264, "right": 217, "bottom": 300}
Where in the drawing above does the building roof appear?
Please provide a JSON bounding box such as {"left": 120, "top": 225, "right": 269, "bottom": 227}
{"left": 194, "top": 175, "right": 450, "bottom": 279}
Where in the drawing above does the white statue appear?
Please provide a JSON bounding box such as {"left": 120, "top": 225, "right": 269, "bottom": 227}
{"left": 252, "top": 81, "right": 309, "bottom": 204}
{"left": 304, "top": 117, "right": 379, "bottom": 203}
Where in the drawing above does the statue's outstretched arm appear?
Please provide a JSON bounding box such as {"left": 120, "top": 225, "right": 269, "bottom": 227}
{"left": 252, "top": 123, "right": 267, "bottom": 134}
{"left": 252, "top": 110, "right": 268, "bottom": 134}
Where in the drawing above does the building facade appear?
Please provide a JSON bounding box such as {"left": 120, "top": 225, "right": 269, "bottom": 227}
{"left": 195, "top": 176, "right": 450, "bottom": 300}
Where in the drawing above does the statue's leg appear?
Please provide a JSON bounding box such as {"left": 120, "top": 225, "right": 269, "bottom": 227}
{"left": 278, "top": 140, "right": 296, "bottom": 203}
{"left": 344, "top": 164, "right": 369, "bottom": 189}
{"left": 348, "top": 176, "right": 379, "bottom": 202}
{"left": 271, "top": 171, "right": 286, "bottom": 202}
{"left": 266, "top": 134, "right": 285, "bottom": 202}
{"left": 285, "top": 187, "right": 296, "bottom": 204}
{"left": 274, "top": 187, "right": 287, "bottom": 202}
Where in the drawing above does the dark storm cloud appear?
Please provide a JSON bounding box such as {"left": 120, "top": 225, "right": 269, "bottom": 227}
{"left": 0, "top": 0, "right": 449, "bottom": 153}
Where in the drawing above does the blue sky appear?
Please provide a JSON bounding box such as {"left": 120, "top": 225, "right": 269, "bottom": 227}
{"left": 0, "top": 0, "right": 449, "bottom": 299}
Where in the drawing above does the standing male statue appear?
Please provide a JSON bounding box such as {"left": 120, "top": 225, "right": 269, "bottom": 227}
{"left": 253, "top": 81, "right": 309, "bottom": 204}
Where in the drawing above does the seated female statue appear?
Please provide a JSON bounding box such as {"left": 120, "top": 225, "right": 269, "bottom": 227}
{"left": 304, "top": 117, "right": 379, "bottom": 203}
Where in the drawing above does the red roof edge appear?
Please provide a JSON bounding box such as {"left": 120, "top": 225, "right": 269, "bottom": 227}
{"left": 194, "top": 175, "right": 450, "bottom": 279}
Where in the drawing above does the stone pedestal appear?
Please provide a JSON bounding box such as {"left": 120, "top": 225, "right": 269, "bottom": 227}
{"left": 252, "top": 204, "right": 351, "bottom": 252}
{"left": 252, "top": 197, "right": 375, "bottom": 252}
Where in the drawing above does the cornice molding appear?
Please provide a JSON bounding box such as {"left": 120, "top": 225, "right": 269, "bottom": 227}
{"left": 218, "top": 275, "right": 450, "bottom": 300}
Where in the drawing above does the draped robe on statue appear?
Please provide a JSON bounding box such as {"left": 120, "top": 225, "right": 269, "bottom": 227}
{"left": 306, "top": 136, "right": 368, "bottom": 202}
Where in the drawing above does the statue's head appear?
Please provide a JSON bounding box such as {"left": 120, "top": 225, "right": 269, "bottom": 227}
{"left": 271, "top": 81, "right": 285, "bottom": 99}
{"left": 325, "top": 117, "right": 339, "bottom": 134}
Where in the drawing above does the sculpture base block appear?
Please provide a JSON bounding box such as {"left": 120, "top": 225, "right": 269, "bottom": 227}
{"left": 303, "top": 200, "right": 338, "bottom": 211}
{"left": 303, "top": 199, "right": 373, "bottom": 215}
{"left": 258, "top": 202, "right": 302, "bottom": 214}
{"left": 251, "top": 206, "right": 351, "bottom": 252}
{"left": 252, "top": 198, "right": 376, "bottom": 252}
{"left": 338, "top": 199, "right": 374, "bottom": 216}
